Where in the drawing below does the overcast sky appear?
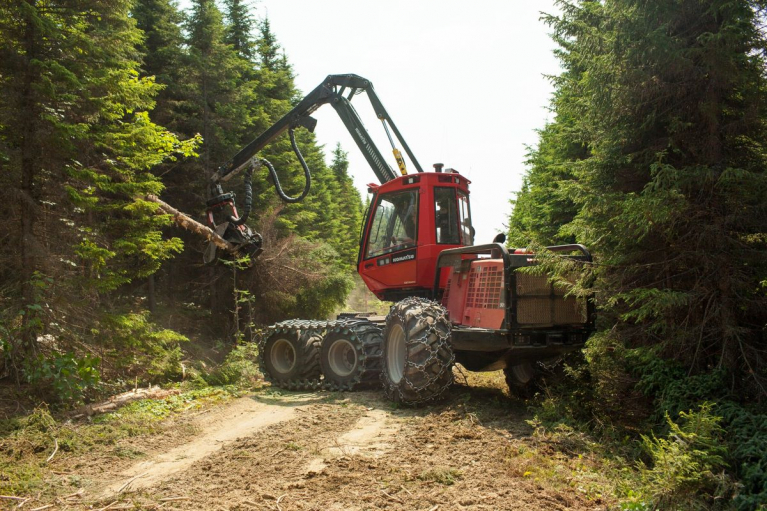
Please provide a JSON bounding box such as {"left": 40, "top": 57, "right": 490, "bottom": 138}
{"left": 185, "top": 0, "right": 563, "bottom": 245}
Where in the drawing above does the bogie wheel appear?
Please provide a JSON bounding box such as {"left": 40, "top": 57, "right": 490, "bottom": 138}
{"left": 259, "top": 323, "right": 322, "bottom": 390}
{"left": 504, "top": 362, "right": 538, "bottom": 399}
{"left": 504, "top": 358, "right": 566, "bottom": 399}
{"left": 381, "top": 297, "right": 454, "bottom": 404}
{"left": 320, "top": 320, "right": 383, "bottom": 391}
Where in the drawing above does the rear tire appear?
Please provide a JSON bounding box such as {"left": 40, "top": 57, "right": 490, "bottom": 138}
{"left": 320, "top": 320, "right": 383, "bottom": 391}
{"left": 504, "top": 362, "right": 538, "bottom": 399}
{"left": 260, "top": 322, "right": 322, "bottom": 390}
{"left": 505, "top": 358, "right": 565, "bottom": 399}
{"left": 381, "top": 297, "right": 454, "bottom": 404}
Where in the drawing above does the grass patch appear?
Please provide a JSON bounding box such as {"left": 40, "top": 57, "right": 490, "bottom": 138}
{"left": 95, "top": 385, "right": 239, "bottom": 425}
{"left": 111, "top": 446, "right": 145, "bottom": 459}
{"left": 418, "top": 467, "right": 463, "bottom": 486}
{"left": 499, "top": 420, "right": 620, "bottom": 503}
{"left": 284, "top": 442, "right": 301, "bottom": 451}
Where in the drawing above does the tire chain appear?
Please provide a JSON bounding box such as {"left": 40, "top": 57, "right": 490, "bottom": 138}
{"left": 383, "top": 297, "right": 455, "bottom": 405}
{"left": 258, "top": 319, "right": 325, "bottom": 391}
{"left": 259, "top": 318, "right": 383, "bottom": 392}
{"left": 322, "top": 319, "right": 383, "bottom": 392}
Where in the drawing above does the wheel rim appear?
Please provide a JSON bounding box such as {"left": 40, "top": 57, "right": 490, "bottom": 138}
{"left": 270, "top": 338, "right": 297, "bottom": 374}
{"left": 327, "top": 338, "right": 358, "bottom": 377}
{"left": 511, "top": 363, "right": 535, "bottom": 384}
{"left": 386, "top": 324, "right": 406, "bottom": 384}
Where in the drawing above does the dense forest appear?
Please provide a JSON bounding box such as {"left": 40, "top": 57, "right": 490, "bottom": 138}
{"left": 0, "top": 0, "right": 363, "bottom": 390}
{"left": 0, "top": 0, "right": 766, "bottom": 509}
{"left": 509, "top": 0, "right": 767, "bottom": 508}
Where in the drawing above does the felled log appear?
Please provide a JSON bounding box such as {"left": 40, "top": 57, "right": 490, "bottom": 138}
{"left": 144, "top": 194, "right": 234, "bottom": 252}
{"left": 73, "top": 386, "right": 182, "bottom": 418}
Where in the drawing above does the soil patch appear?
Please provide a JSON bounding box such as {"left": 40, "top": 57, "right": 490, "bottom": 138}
{"left": 102, "top": 395, "right": 312, "bottom": 495}
{"left": 7, "top": 380, "right": 615, "bottom": 510}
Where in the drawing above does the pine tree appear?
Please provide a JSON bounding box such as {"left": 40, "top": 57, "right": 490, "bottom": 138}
{"left": 330, "top": 144, "right": 364, "bottom": 269}
{"left": 557, "top": 0, "right": 765, "bottom": 382}
{"left": 255, "top": 17, "right": 296, "bottom": 115}
{"left": 257, "top": 17, "right": 281, "bottom": 71}
{"left": 510, "top": 3, "right": 767, "bottom": 505}
{"left": 247, "top": 16, "right": 304, "bottom": 228}
{"left": 507, "top": 120, "right": 584, "bottom": 247}
{"left": 513, "top": 0, "right": 767, "bottom": 389}
{"left": 223, "top": 0, "right": 256, "bottom": 61}
{"left": 132, "top": 0, "right": 185, "bottom": 128}
{"left": 0, "top": 0, "right": 196, "bottom": 372}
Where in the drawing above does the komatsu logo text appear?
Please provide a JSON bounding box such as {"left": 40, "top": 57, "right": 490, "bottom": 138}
{"left": 355, "top": 128, "right": 387, "bottom": 174}
{"left": 354, "top": 128, "right": 368, "bottom": 145}
{"left": 392, "top": 249, "right": 416, "bottom": 264}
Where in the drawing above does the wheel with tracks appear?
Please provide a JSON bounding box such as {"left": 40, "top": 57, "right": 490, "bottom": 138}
{"left": 381, "top": 297, "right": 454, "bottom": 404}
{"left": 320, "top": 320, "right": 383, "bottom": 391}
{"left": 259, "top": 321, "right": 322, "bottom": 390}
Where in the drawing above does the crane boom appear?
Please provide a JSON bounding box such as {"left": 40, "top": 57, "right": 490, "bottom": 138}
{"left": 211, "top": 74, "right": 423, "bottom": 186}
{"left": 203, "top": 74, "right": 424, "bottom": 265}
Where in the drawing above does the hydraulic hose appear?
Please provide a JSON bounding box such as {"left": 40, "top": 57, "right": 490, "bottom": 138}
{"left": 227, "top": 128, "right": 312, "bottom": 226}
{"left": 229, "top": 161, "right": 255, "bottom": 226}
{"left": 261, "top": 128, "right": 312, "bottom": 204}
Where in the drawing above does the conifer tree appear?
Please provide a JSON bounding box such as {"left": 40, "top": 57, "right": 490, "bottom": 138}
{"left": 549, "top": 0, "right": 766, "bottom": 386}
{"left": 511, "top": 3, "right": 767, "bottom": 505}
{"left": 183, "top": 0, "right": 249, "bottom": 175}
{"left": 330, "top": 144, "right": 364, "bottom": 269}
{"left": 0, "top": 0, "right": 196, "bottom": 370}
{"left": 132, "top": 0, "right": 185, "bottom": 128}
{"left": 223, "top": 0, "right": 256, "bottom": 61}
{"left": 247, "top": 16, "right": 307, "bottom": 230}
{"left": 513, "top": 0, "right": 767, "bottom": 388}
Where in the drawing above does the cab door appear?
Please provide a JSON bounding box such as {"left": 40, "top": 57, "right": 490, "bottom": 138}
{"left": 359, "top": 189, "right": 419, "bottom": 295}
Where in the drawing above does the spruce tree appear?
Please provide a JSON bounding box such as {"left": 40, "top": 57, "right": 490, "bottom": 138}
{"left": 507, "top": 120, "right": 584, "bottom": 247}
{"left": 330, "top": 144, "right": 364, "bottom": 269}
{"left": 511, "top": 2, "right": 767, "bottom": 504}
{"left": 513, "top": 0, "right": 767, "bottom": 389}
{"left": 223, "top": 0, "right": 256, "bottom": 61}
{"left": 553, "top": 0, "right": 766, "bottom": 383}
{"left": 0, "top": 0, "right": 195, "bottom": 372}
{"left": 132, "top": 0, "right": 185, "bottom": 128}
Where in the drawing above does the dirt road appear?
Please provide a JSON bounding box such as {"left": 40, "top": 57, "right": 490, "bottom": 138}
{"left": 22, "top": 377, "right": 612, "bottom": 510}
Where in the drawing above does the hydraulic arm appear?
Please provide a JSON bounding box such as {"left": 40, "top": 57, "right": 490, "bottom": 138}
{"left": 212, "top": 74, "right": 423, "bottom": 187}
{"left": 204, "top": 74, "right": 423, "bottom": 263}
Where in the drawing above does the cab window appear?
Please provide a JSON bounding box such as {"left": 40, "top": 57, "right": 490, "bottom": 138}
{"left": 435, "top": 188, "right": 459, "bottom": 244}
{"left": 458, "top": 190, "right": 473, "bottom": 245}
{"left": 365, "top": 190, "right": 419, "bottom": 259}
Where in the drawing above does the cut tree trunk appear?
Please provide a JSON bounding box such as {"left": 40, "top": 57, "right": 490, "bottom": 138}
{"left": 72, "top": 386, "right": 182, "bottom": 418}
{"left": 144, "top": 194, "right": 234, "bottom": 252}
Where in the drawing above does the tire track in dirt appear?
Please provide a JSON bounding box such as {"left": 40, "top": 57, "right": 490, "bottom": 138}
{"left": 83, "top": 388, "right": 610, "bottom": 510}
{"left": 102, "top": 395, "right": 315, "bottom": 496}
{"left": 304, "top": 408, "right": 401, "bottom": 475}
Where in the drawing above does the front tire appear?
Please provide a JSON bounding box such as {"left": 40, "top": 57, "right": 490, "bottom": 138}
{"left": 381, "top": 297, "right": 454, "bottom": 404}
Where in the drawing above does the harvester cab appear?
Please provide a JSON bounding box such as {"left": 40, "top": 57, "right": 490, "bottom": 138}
{"left": 358, "top": 168, "right": 473, "bottom": 302}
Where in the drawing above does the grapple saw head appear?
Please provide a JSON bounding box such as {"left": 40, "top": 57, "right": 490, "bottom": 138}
{"left": 203, "top": 190, "right": 263, "bottom": 266}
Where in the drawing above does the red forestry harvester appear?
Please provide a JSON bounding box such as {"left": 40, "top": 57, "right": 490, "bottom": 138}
{"left": 205, "top": 74, "right": 594, "bottom": 403}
